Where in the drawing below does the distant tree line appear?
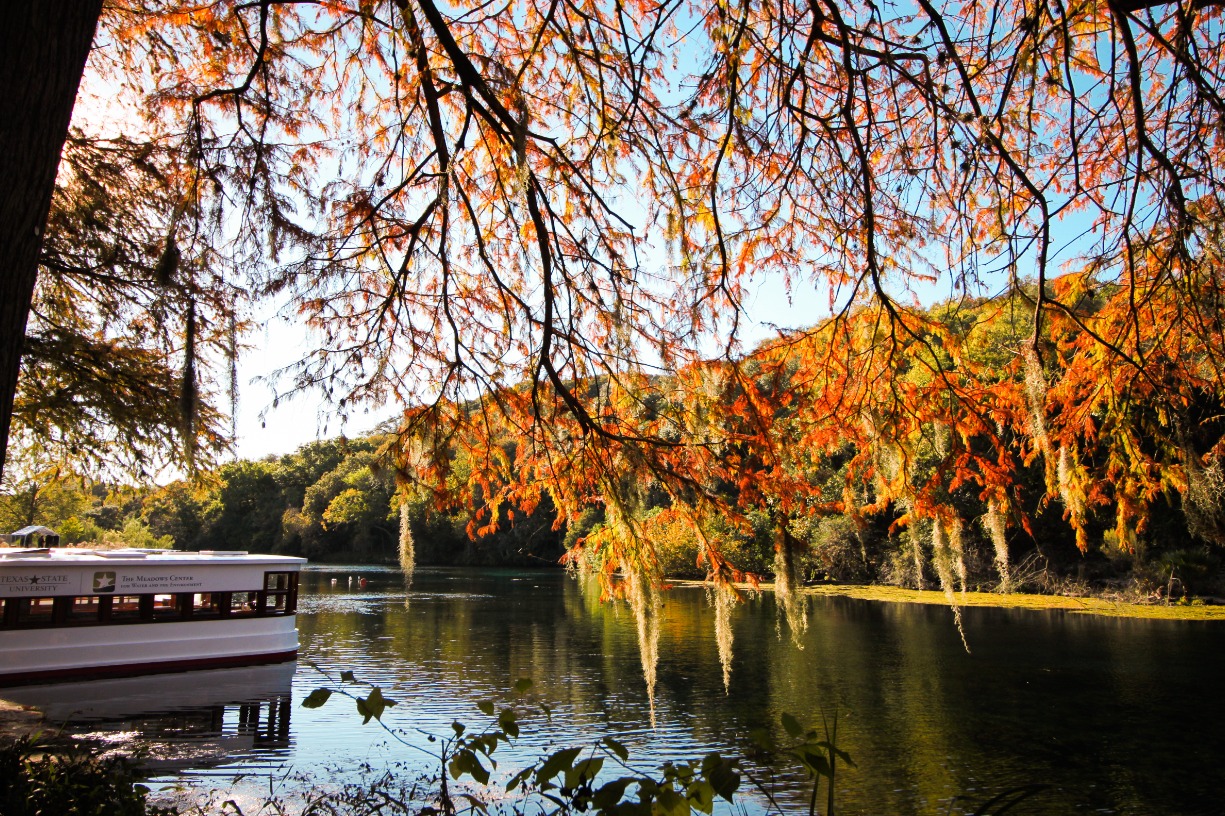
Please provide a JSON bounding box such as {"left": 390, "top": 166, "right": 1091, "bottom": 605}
{"left": 0, "top": 435, "right": 566, "bottom": 568}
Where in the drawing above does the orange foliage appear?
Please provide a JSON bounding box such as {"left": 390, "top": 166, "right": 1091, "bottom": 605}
{"left": 70, "top": 0, "right": 1225, "bottom": 589}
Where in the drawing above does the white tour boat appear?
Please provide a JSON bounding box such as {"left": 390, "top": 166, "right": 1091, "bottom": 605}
{"left": 0, "top": 547, "right": 304, "bottom": 686}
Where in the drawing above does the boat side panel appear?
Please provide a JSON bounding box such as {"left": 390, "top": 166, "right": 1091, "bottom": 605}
{"left": 0, "top": 617, "right": 298, "bottom": 685}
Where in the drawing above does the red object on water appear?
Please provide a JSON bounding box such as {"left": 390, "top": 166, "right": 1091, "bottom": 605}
{"left": 358, "top": 577, "right": 368, "bottom": 589}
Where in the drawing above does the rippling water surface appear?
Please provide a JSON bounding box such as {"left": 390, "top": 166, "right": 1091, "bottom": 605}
{"left": 9, "top": 565, "right": 1225, "bottom": 815}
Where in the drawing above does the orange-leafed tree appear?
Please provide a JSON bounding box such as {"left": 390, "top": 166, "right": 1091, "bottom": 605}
{"left": 2, "top": 0, "right": 1224, "bottom": 591}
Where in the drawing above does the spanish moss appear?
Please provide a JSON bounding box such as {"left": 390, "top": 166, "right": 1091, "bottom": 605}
{"left": 711, "top": 583, "right": 736, "bottom": 693}
{"left": 399, "top": 501, "right": 415, "bottom": 592}
{"left": 985, "top": 498, "right": 1012, "bottom": 592}
{"left": 931, "top": 518, "right": 969, "bottom": 653}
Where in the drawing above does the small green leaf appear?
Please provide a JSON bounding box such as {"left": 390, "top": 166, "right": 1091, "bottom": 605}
{"left": 301, "top": 688, "right": 332, "bottom": 709}
{"left": 452, "top": 721, "right": 467, "bottom": 737}
{"left": 797, "top": 749, "right": 831, "bottom": 778}
{"left": 566, "top": 756, "right": 604, "bottom": 789}
{"left": 656, "top": 786, "right": 688, "bottom": 816}
{"left": 477, "top": 700, "right": 495, "bottom": 716}
{"left": 781, "top": 712, "right": 803, "bottom": 738}
{"left": 592, "top": 777, "right": 634, "bottom": 810}
{"left": 507, "top": 767, "right": 535, "bottom": 792}
{"left": 370, "top": 687, "right": 395, "bottom": 713}
{"left": 498, "top": 708, "right": 519, "bottom": 738}
{"left": 356, "top": 687, "right": 396, "bottom": 724}
{"left": 602, "top": 736, "right": 629, "bottom": 762}
{"left": 687, "top": 780, "right": 715, "bottom": 814}
{"left": 452, "top": 751, "right": 490, "bottom": 785}
{"left": 706, "top": 758, "right": 740, "bottom": 802}
{"left": 470, "top": 758, "right": 491, "bottom": 785}
{"left": 536, "top": 746, "right": 583, "bottom": 786}
{"left": 513, "top": 678, "right": 534, "bottom": 694}
{"left": 340, "top": 670, "right": 356, "bottom": 683}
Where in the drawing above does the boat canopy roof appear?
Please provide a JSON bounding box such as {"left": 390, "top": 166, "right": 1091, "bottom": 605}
{"left": 0, "top": 547, "right": 305, "bottom": 566}
{"left": 5, "top": 526, "right": 61, "bottom": 547}
{"left": 9, "top": 526, "right": 57, "bottom": 537}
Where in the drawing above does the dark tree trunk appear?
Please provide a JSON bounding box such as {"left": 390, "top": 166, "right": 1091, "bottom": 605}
{"left": 0, "top": 0, "right": 103, "bottom": 479}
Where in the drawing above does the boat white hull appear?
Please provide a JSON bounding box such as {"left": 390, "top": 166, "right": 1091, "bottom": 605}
{"left": 0, "top": 616, "right": 298, "bottom": 685}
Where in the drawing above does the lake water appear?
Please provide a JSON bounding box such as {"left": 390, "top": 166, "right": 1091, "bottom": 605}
{"left": 6, "top": 565, "right": 1224, "bottom": 815}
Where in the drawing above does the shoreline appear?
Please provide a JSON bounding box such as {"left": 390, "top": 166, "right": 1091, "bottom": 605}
{"left": 0, "top": 698, "right": 42, "bottom": 742}
{"left": 671, "top": 579, "right": 1225, "bottom": 620}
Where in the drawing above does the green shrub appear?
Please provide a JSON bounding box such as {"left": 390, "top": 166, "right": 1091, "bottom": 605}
{"left": 0, "top": 737, "right": 175, "bottom": 816}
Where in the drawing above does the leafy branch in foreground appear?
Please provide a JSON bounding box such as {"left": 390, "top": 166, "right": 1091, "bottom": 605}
{"left": 304, "top": 670, "right": 745, "bottom": 816}
{"left": 303, "top": 668, "right": 545, "bottom": 816}
{"left": 300, "top": 673, "right": 1049, "bottom": 816}
{"left": 778, "top": 711, "right": 854, "bottom": 816}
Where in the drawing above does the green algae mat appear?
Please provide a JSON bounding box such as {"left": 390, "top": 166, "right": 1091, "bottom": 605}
{"left": 801, "top": 583, "right": 1225, "bottom": 620}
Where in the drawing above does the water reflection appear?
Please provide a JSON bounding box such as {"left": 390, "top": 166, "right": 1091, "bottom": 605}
{"left": 4, "top": 566, "right": 1223, "bottom": 815}
{"left": 3, "top": 663, "right": 295, "bottom": 775}
{"left": 296, "top": 567, "right": 1225, "bottom": 815}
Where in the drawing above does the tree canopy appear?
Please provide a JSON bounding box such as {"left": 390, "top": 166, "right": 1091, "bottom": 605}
{"left": 17, "top": 130, "right": 237, "bottom": 476}
{"left": 4, "top": 0, "right": 1225, "bottom": 605}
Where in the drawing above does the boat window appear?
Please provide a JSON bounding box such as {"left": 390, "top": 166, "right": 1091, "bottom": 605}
{"left": 52, "top": 596, "right": 72, "bottom": 625}
{"left": 262, "top": 571, "right": 299, "bottom": 615}
{"left": 12, "top": 597, "right": 55, "bottom": 626}
{"left": 109, "top": 595, "right": 143, "bottom": 622}
{"left": 190, "top": 593, "right": 222, "bottom": 618}
{"left": 69, "top": 595, "right": 103, "bottom": 622}
{"left": 229, "top": 590, "right": 260, "bottom": 617}
{"left": 151, "top": 593, "right": 179, "bottom": 621}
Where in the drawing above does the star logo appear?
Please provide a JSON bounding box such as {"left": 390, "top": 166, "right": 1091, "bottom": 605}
{"left": 27, "top": 574, "right": 41, "bottom": 585}
{"left": 93, "top": 572, "right": 116, "bottom": 593}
